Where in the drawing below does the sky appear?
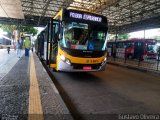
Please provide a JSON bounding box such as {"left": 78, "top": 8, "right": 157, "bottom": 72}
{"left": 129, "top": 28, "right": 160, "bottom": 39}
{"left": 35, "top": 27, "right": 45, "bottom": 34}
{"left": 33, "top": 27, "right": 44, "bottom": 40}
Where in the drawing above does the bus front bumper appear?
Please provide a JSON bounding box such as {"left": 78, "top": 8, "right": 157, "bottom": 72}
{"left": 57, "top": 60, "right": 107, "bottom": 72}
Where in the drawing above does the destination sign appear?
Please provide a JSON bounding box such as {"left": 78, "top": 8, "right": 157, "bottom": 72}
{"left": 69, "top": 12, "right": 102, "bottom": 22}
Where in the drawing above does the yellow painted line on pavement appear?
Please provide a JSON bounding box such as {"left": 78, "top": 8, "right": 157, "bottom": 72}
{"left": 28, "top": 53, "right": 44, "bottom": 120}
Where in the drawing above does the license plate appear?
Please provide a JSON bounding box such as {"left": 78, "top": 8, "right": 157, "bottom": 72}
{"left": 83, "top": 66, "right": 92, "bottom": 70}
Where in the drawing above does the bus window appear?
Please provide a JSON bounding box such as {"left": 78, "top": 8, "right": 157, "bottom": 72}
{"left": 147, "top": 44, "right": 155, "bottom": 52}
{"left": 61, "top": 21, "right": 107, "bottom": 51}
{"left": 134, "top": 42, "right": 144, "bottom": 58}
{"left": 117, "top": 42, "right": 124, "bottom": 48}
{"left": 126, "top": 42, "right": 133, "bottom": 48}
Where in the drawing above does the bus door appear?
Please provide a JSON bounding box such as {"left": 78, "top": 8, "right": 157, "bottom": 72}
{"left": 47, "top": 19, "right": 60, "bottom": 68}
{"left": 134, "top": 41, "right": 144, "bottom": 59}
{"left": 37, "top": 33, "right": 44, "bottom": 58}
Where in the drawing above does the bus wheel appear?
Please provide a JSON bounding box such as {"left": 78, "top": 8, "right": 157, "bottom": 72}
{"left": 53, "top": 68, "right": 57, "bottom": 72}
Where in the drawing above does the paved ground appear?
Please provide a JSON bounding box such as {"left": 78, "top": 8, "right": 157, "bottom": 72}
{"left": 52, "top": 65, "right": 160, "bottom": 120}
{"left": 1, "top": 48, "right": 160, "bottom": 120}
{"left": 0, "top": 52, "right": 72, "bottom": 120}
{"left": 0, "top": 54, "right": 29, "bottom": 120}
{"left": 33, "top": 54, "right": 73, "bottom": 120}
{"left": 0, "top": 49, "right": 24, "bottom": 80}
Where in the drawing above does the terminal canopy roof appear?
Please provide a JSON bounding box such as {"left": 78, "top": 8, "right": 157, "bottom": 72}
{"left": 0, "top": 0, "right": 160, "bottom": 33}
{"left": 0, "top": 0, "right": 24, "bottom": 19}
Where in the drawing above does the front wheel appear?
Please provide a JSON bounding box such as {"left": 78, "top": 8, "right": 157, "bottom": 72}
{"left": 52, "top": 68, "right": 58, "bottom": 72}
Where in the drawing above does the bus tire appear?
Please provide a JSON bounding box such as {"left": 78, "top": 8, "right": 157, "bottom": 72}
{"left": 53, "top": 68, "right": 57, "bottom": 72}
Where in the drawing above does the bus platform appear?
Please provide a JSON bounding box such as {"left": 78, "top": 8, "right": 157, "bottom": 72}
{"left": 0, "top": 52, "right": 73, "bottom": 120}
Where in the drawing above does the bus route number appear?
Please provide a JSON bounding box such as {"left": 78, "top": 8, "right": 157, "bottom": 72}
{"left": 86, "top": 60, "right": 98, "bottom": 63}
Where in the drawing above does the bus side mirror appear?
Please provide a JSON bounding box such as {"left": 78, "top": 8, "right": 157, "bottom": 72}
{"left": 57, "top": 21, "right": 62, "bottom": 41}
{"left": 58, "top": 22, "right": 63, "bottom": 41}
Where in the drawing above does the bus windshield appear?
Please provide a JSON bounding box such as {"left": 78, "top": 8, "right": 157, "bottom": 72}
{"left": 60, "top": 22, "right": 107, "bottom": 51}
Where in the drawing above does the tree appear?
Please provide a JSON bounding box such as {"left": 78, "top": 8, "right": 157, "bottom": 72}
{"left": 0, "top": 24, "right": 16, "bottom": 33}
{"left": 0, "top": 24, "right": 15, "bottom": 38}
{"left": 0, "top": 24, "right": 38, "bottom": 36}
{"left": 19, "top": 26, "right": 38, "bottom": 36}
{"left": 118, "top": 33, "right": 130, "bottom": 40}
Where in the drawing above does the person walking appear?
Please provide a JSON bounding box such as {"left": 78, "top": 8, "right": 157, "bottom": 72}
{"left": 7, "top": 46, "right": 10, "bottom": 54}
{"left": 16, "top": 39, "right": 21, "bottom": 58}
{"left": 24, "top": 37, "right": 31, "bottom": 56}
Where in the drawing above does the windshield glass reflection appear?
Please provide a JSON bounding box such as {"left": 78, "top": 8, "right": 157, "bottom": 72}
{"left": 60, "top": 22, "right": 107, "bottom": 51}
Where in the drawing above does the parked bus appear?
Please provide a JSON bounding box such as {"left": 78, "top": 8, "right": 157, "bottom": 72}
{"left": 0, "top": 36, "right": 12, "bottom": 49}
{"left": 107, "top": 39, "right": 157, "bottom": 60}
{"left": 36, "top": 8, "right": 108, "bottom": 72}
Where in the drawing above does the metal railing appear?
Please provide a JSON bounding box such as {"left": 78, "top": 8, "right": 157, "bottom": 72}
{"left": 107, "top": 52, "right": 160, "bottom": 72}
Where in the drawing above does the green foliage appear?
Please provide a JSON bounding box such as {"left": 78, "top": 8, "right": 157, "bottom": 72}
{"left": 0, "top": 24, "right": 38, "bottom": 36}
{"left": 19, "top": 26, "right": 38, "bottom": 36}
{"left": 118, "top": 33, "right": 130, "bottom": 40}
{"left": 0, "top": 24, "right": 16, "bottom": 33}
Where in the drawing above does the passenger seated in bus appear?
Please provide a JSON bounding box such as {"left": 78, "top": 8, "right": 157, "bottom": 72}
{"left": 78, "top": 34, "right": 87, "bottom": 45}
{"left": 66, "top": 39, "right": 72, "bottom": 48}
{"left": 77, "top": 35, "right": 84, "bottom": 45}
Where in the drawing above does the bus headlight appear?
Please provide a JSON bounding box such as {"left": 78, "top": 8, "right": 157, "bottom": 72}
{"left": 101, "top": 57, "right": 107, "bottom": 65}
{"left": 103, "top": 57, "right": 107, "bottom": 62}
{"left": 65, "top": 59, "right": 71, "bottom": 65}
{"left": 60, "top": 54, "right": 65, "bottom": 61}
{"left": 60, "top": 54, "right": 71, "bottom": 65}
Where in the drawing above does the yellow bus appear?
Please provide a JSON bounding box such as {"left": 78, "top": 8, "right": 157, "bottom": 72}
{"left": 37, "top": 8, "right": 108, "bottom": 72}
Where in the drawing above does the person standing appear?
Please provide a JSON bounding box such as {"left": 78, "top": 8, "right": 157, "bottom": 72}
{"left": 24, "top": 37, "right": 31, "bottom": 56}
{"left": 31, "top": 43, "right": 34, "bottom": 52}
{"left": 16, "top": 39, "right": 21, "bottom": 58}
{"left": 19, "top": 37, "right": 23, "bottom": 57}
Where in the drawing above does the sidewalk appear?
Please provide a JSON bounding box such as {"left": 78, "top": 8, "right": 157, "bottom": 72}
{"left": 0, "top": 52, "right": 73, "bottom": 120}
{"left": 0, "top": 49, "right": 24, "bottom": 80}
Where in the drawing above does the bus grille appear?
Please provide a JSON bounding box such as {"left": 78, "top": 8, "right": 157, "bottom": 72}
{"left": 72, "top": 63, "right": 101, "bottom": 69}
